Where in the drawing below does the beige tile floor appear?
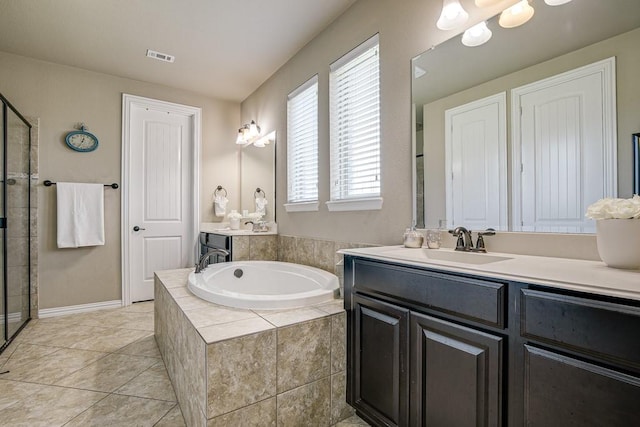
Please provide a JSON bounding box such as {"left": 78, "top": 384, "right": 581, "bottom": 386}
{"left": 0, "top": 301, "right": 368, "bottom": 426}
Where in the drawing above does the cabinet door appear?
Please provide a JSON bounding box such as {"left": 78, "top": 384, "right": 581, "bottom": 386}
{"left": 524, "top": 345, "right": 640, "bottom": 426}
{"left": 353, "top": 294, "right": 409, "bottom": 427}
{"left": 411, "top": 312, "right": 503, "bottom": 427}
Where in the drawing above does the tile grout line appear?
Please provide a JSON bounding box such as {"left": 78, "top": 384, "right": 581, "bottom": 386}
{"left": 151, "top": 402, "right": 180, "bottom": 426}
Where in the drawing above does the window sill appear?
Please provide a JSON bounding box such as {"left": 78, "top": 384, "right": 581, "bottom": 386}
{"left": 326, "top": 197, "right": 383, "bottom": 212}
{"left": 284, "top": 201, "right": 319, "bottom": 212}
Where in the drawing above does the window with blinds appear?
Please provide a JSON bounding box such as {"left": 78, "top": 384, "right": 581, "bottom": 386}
{"left": 285, "top": 75, "right": 319, "bottom": 211}
{"left": 328, "top": 34, "right": 382, "bottom": 211}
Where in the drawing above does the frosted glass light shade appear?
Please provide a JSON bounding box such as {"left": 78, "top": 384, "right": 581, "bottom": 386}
{"left": 462, "top": 21, "right": 492, "bottom": 47}
{"left": 475, "top": 0, "right": 503, "bottom": 7}
{"left": 499, "top": 0, "right": 535, "bottom": 28}
{"left": 235, "top": 129, "right": 246, "bottom": 144}
{"left": 544, "top": 0, "right": 572, "bottom": 5}
{"left": 437, "top": 0, "right": 469, "bottom": 31}
{"left": 248, "top": 120, "right": 260, "bottom": 138}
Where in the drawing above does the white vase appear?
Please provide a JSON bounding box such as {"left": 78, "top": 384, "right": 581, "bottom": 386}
{"left": 596, "top": 219, "right": 640, "bottom": 269}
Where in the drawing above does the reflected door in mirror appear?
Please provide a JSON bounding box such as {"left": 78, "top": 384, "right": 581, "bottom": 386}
{"left": 445, "top": 92, "right": 507, "bottom": 231}
{"left": 512, "top": 59, "right": 616, "bottom": 233}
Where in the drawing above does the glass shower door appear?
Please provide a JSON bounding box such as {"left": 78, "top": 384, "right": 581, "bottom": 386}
{"left": 0, "top": 101, "right": 4, "bottom": 348}
{"left": 0, "top": 99, "right": 31, "bottom": 340}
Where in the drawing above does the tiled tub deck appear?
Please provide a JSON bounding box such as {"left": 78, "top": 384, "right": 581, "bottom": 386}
{"left": 154, "top": 268, "right": 354, "bottom": 426}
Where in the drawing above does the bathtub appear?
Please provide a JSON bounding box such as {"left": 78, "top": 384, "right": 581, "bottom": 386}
{"left": 187, "top": 261, "right": 340, "bottom": 310}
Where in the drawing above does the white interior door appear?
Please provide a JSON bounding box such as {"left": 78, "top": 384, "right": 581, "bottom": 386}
{"left": 122, "top": 95, "right": 200, "bottom": 304}
{"left": 445, "top": 92, "right": 507, "bottom": 231}
{"left": 512, "top": 58, "right": 617, "bottom": 233}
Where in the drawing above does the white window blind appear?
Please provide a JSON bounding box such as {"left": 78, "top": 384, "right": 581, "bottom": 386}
{"left": 329, "top": 34, "right": 381, "bottom": 206}
{"left": 287, "top": 75, "right": 319, "bottom": 205}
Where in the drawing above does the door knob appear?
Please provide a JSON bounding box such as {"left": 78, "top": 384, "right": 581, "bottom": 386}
{"left": 133, "top": 226, "right": 146, "bottom": 232}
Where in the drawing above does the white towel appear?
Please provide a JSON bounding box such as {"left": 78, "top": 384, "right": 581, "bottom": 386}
{"left": 57, "top": 182, "right": 105, "bottom": 248}
{"left": 255, "top": 196, "right": 268, "bottom": 216}
{"left": 214, "top": 195, "right": 228, "bottom": 218}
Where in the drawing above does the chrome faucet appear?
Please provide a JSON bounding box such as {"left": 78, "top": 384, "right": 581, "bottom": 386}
{"left": 449, "top": 226, "right": 474, "bottom": 251}
{"left": 474, "top": 228, "right": 496, "bottom": 253}
{"left": 449, "top": 227, "right": 496, "bottom": 252}
{"left": 195, "top": 248, "right": 230, "bottom": 273}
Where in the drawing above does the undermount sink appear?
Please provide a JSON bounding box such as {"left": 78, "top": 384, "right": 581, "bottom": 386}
{"left": 422, "top": 250, "right": 512, "bottom": 265}
{"left": 214, "top": 229, "right": 271, "bottom": 235}
{"left": 380, "top": 247, "right": 512, "bottom": 265}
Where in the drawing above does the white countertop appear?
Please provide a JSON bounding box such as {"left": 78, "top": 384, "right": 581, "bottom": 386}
{"left": 340, "top": 246, "right": 640, "bottom": 301}
{"left": 200, "top": 222, "right": 277, "bottom": 236}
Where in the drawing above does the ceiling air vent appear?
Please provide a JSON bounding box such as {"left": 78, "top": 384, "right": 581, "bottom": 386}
{"left": 146, "top": 49, "right": 175, "bottom": 63}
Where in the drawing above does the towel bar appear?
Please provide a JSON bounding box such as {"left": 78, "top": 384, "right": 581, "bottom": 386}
{"left": 214, "top": 185, "right": 227, "bottom": 197}
{"left": 44, "top": 180, "right": 119, "bottom": 189}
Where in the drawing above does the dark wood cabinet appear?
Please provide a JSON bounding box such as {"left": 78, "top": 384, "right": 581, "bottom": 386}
{"left": 344, "top": 255, "right": 640, "bottom": 427}
{"left": 352, "top": 294, "right": 410, "bottom": 427}
{"left": 410, "top": 313, "right": 503, "bottom": 427}
{"left": 524, "top": 345, "right": 640, "bottom": 426}
{"left": 521, "top": 289, "right": 640, "bottom": 426}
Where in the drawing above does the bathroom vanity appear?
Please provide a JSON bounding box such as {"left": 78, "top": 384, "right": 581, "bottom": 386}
{"left": 342, "top": 247, "right": 640, "bottom": 426}
{"left": 199, "top": 223, "right": 277, "bottom": 262}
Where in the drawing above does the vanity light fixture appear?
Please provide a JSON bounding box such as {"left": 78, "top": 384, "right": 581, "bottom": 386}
{"left": 462, "top": 21, "right": 493, "bottom": 47}
{"left": 235, "top": 120, "right": 272, "bottom": 147}
{"left": 544, "top": 0, "right": 572, "bottom": 5}
{"left": 499, "top": 0, "right": 535, "bottom": 28}
{"left": 436, "top": 0, "right": 469, "bottom": 31}
{"left": 235, "top": 120, "right": 261, "bottom": 145}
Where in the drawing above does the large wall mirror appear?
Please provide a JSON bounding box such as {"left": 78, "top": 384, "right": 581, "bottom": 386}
{"left": 240, "top": 131, "right": 276, "bottom": 222}
{"left": 412, "top": 0, "right": 640, "bottom": 233}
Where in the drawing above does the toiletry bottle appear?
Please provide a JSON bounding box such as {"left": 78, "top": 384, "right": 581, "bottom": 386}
{"left": 403, "top": 226, "right": 424, "bottom": 248}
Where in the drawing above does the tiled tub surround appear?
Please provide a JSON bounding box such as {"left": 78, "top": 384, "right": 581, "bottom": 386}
{"left": 230, "top": 234, "right": 278, "bottom": 261}
{"left": 155, "top": 268, "right": 354, "bottom": 426}
{"left": 276, "top": 235, "right": 375, "bottom": 297}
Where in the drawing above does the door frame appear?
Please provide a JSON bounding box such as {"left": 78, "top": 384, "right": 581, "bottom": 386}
{"left": 121, "top": 94, "right": 201, "bottom": 306}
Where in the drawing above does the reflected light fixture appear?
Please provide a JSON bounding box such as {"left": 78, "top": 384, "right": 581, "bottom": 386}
{"left": 475, "top": 0, "right": 503, "bottom": 7}
{"left": 499, "top": 0, "right": 535, "bottom": 28}
{"left": 462, "top": 21, "right": 493, "bottom": 47}
{"left": 437, "top": 0, "right": 469, "bottom": 31}
{"left": 544, "top": 0, "right": 572, "bottom": 5}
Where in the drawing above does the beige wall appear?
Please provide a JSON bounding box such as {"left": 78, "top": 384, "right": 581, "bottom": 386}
{"left": 0, "top": 51, "right": 240, "bottom": 310}
{"left": 240, "top": 0, "right": 517, "bottom": 245}
{"left": 423, "top": 28, "right": 640, "bottom": 226}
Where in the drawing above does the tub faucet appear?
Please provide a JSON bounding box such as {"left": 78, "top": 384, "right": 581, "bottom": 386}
{"left": 195, "top": 248, "right": 230, "bottom": 273}
{"left": 449, "top": 226, "right": 473, "bottom": 251}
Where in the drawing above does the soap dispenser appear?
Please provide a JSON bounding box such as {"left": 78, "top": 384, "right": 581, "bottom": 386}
{"left": 403, "top": 226, "right": 424, "bottom": 248}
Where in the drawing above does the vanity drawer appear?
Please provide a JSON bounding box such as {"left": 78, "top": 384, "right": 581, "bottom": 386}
{"left": 521, "top": 289, "right": 640, "bottom": 369}
{"left": 352, "top": 259, "right": 505, "bottom": 328}
{"left": 200, "top": 232, "right": 230, "bottom": 249}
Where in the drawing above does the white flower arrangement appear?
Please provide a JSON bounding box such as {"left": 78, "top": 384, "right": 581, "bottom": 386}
{"left": 585, "top": 195, "right": 640, "bottom": 220}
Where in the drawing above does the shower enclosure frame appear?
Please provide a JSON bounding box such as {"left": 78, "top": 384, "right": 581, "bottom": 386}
{"left": 0, "top": 92, "right": 32, "bottom": 353}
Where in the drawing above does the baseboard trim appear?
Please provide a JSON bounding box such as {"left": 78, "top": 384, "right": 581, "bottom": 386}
{"left": 7, "top": 312, "right": 24, "bottom": 323}
{"left": 38, "top": 300, "right": 122, "bottom": 318}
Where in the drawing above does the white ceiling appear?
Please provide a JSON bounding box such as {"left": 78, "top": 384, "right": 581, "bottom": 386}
{"left": 0, "top": 0, "right": 357, "bottom": 101}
